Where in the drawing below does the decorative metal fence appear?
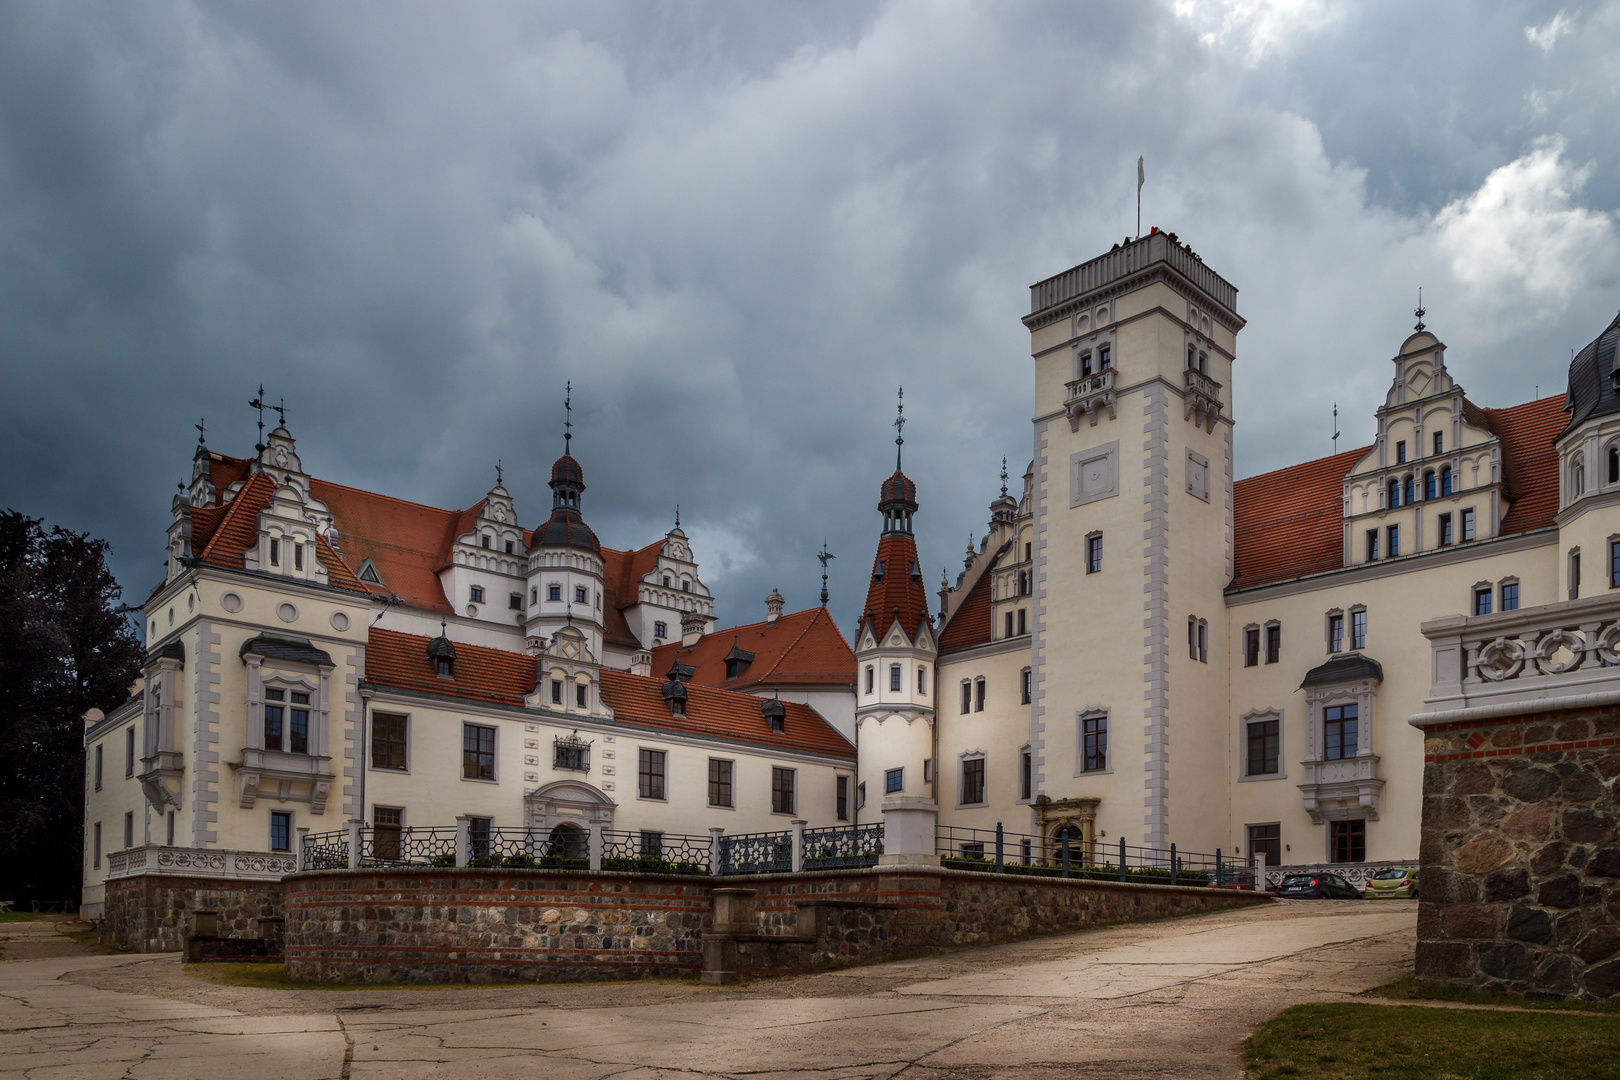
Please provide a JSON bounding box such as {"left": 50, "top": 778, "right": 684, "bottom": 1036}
{"left": 302, "top": 830, "right": 350, "bottom": 871}
{"left": 802, "top": 823, "right": 883, "bottom": 870}
{"left": 359, "top": 826, "right": 457, "bottom": 866}
{"left": 600, "top": 830, "right": 711, "bottom": 874}
{"left": 718, "top": 830, "right": 793, "bottom": 875}
{"left": 936, "top": 824, "right": 1257, "bottom": 888}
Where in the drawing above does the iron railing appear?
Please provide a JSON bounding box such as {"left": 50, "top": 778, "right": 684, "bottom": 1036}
{"left": 936, "top": 824, "right": 1259, "bottom": 888}
{"left": 600, "top": 830, "right": 710, "bottom": 874}
{"left": 359, "top": 826, "right": 456, "bottom": 866}
{"left": 802, "top": 823, "right": 883, "bottom": 870}
{"left": 302, "top": 830, "right": 350, "bottom": 871}
{"left": 719, "top": 830, "right": 792, "bottom": 875}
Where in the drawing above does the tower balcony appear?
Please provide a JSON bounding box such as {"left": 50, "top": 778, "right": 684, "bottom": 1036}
{"left": 1065, "top": 369, "right": 1116, "bottom": 430}
{"left": 1184, "top": 367, "right": 1223, "bottom": 431}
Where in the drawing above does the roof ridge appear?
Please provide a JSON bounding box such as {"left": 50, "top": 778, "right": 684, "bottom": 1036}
{"left": 310, "top": 476, "right": 484, "bottom": 519}
{"left": 1235, "top": 443, "right": 1371, "bottom": 489}
{"left": 751, "top": 606, "right": 826, "bottom": 683}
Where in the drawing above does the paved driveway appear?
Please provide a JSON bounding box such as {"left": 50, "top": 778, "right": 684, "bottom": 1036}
{"left": 0, "top": 900, "right": 1415, "bottom": 1080}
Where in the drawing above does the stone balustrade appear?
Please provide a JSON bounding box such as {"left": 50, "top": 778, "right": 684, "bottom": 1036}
{"left": 105, "top": 844, "right": 297, "bottom": 883}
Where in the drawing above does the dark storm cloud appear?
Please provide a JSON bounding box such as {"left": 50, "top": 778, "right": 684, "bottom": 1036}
{"left": 1, "top": 1, "right": 1616, "bottom": 635}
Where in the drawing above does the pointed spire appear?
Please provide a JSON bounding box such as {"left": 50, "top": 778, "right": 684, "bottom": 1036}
{"left": 563, "top": 380, "right": 573, "bottom": 455}
{"left": 1414, "top": 287, "right": 1426, "bottom": 333}
{"left": 817, "top": 540, "right": 835, "bottom": 606}
{"left": 1000, "top": 456, "right": 1008, "bottom": 497}
{"left": 893, "top": 386, "right": 906, "bottom": 471}
{"left": 675, "top": 503, "right": 680, "bottom": 529}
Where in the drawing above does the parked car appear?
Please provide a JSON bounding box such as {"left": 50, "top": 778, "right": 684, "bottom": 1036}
{"left": 1363, "top": 867, "right": 1419, "bottom": 899}
{"left": 1275, "top": 872, "right": 1363, "bottom": 899}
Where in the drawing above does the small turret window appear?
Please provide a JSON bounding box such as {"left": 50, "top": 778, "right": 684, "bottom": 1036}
{"left": 574, "top": 586, "right": 586, "bottom": 604}
{"left": 889, "top": 664, "right": 902, "bottom": 691}
{"left": 548, "top": 584, "right": 561, "bottom": 602}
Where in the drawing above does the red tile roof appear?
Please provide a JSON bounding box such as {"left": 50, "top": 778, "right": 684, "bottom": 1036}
{"left": 649, "top": 606, "right": 854, "bottom": 690}
{"left": 938, "top": 566, "right": 993, "bottom": 653}
{"left": 600, "top": 539, "right": 668, "bottom": 649}
{"left": 364, "top": 627, "right": 852, "bottom": 757}
{"left": 1231, "top": 395, "right": 1566, "bottom": 590}
{"left": 859, "top": 533, "right": 933, "bottom": 642}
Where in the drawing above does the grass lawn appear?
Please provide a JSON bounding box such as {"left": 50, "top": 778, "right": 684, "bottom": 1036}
{"left": 1364, "top": 974, "right": 1620, "bottom": 1015}
{"left": 1244, "top": 1002, "right": 1620, "bottom": 1080}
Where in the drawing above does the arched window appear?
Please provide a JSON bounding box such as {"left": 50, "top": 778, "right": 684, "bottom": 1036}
{"left": 1403, "top": 475, "right": 1415, "bottom": 505}
{"left": 1441, "top": 466, "right": 1453, "bottom": 496}
{"left": 1609, "top": 447, "right": 1618, "bottom": 485}
{"left": 1424, "top": 471, "right": 1437, "bottom": 500}
{"left": 1387, "top": 479, "right": 1399, "bottom": 508}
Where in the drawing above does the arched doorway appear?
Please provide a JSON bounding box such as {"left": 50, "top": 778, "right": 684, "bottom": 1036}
{"left": 1049, "top": 824, "right": 1085, "bottom": 867}
{"left": 524, "top": 779, "right": 616, "bottom": 838}
{"left": 548, "top": 822, "right": 588, "bottom": 860}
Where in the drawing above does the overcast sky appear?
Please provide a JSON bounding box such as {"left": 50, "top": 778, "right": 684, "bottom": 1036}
{"left": 2, "top": 1, "right": 1617, "bottom": 636}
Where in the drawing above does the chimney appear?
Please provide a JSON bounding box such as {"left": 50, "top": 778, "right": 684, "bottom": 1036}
{"left": 629, "top": 650, "right": 652, "bottom": 677}
{"left": 764, "top": 587, "right": 785, "bottom": 625}
{"left": 681, "top": 611, "right": 705, "bottom": 647}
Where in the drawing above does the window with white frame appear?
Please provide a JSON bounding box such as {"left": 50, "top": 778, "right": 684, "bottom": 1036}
{"left": 771, "top": 767, "right": 796, "bottom": 814}
{"left": 470, "top": 585, "right": 485, "bottom": 604}
{"left": 462, "top": 724, "right": 496, "bottom": 780}
{"left": 270, "top": 811, "right": 292, "bottom": 852}
{"left": 263, "top": 684, "right": 312, "bottom": 754}
{"left": 885, "top": 767, "right": 904, "bottom": 794}
{"left": 960, "top": 681, "right": 971, "bottom": 714}
{"left": 1081, "top": 710, "right": 1108, "bottom": 773}
{"left": 960, "top": 756, "right": 986, "bottom": 805}
{"left": 889, "top": 664, "right": 902, "bottom": 691}
{"left": 371, "top": 712, "right": 408, "bottom": 770}
{"left": 1019, "top": 747, "right": 1032, "bottom": 801}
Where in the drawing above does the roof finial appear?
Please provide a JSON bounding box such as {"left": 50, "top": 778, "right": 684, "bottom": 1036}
{"left": 675, "top": 503, "right": 680, "bottom": 529}
{"left": 1000, "top": 456, "right": 1008, "bottom": 497}
{"left": 249, "top": 385, "right": 267, "bottom": 452}
{"left": 273, "top": 397, "right": 286, "bottom": 428}
{"left": 893, "top": 386, "right": 906, "bottom": 471}
{"left": 817, "top": 539, "right": 835, "bottom": 607}
{"left": 563, "top": 380, "right": 573, "bottom": 455}
{"left": 195, "top": 417, "right": 206, "bottom": 446}
{"left": 1414, "top": 287, "right": 1426, "bottom": 333}
{"left": 496, "top": 459, "right": 503, "bottom": 486}
{"left": 1332, "top": 403, "right": 1340, "bottom": 455}
{"left": 439, "top": 616, "right": 447, "bottom": 635}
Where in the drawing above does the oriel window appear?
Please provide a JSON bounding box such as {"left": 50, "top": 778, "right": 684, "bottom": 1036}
{"left": 1323, "top": 705, "right": 1358, "bottom": 761}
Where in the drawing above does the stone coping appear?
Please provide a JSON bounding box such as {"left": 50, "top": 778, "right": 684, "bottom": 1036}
{"left": 283, "top": 863, "right": 1272, "bottom": 903}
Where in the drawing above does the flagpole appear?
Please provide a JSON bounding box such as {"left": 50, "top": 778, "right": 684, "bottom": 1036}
{"left": 1135, "top": 156, "right": 1144, "bottom": 240}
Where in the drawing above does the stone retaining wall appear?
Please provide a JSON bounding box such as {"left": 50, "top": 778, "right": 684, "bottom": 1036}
{"left": 100, "top": 874, "right": 286, "bottom": 953}
{"left": 1416, "top": 705, "right": 1620, "bottom": 1000}
{"left": 284, "top": 865, "right": 1267, "bottom": 984}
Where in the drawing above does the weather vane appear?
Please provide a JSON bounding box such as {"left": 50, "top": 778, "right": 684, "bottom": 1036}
{"left": 1000, "top": 456, "right": 1008, "bottom": 498}
{"left": 495, "top": 459, "right": 503, "bottom": 486}
{"left": 564, "top": 380, "right": 573, "bottom": 454}
{"left": 1414, "top": 287, "right": 1426, "bottom": 333}
{"left": 195, "top": 418, "right": 206, "bottom": 446}
{"left": 1332, "top": 403, "right": 1340, "bottom": 454}
{"left": 893, "top": 386, "right": 906, "bottom": 470}
{"left": 817, "top": 540, "right": 835, "bottom": 607}
{"left": 273, "top": 397, "right": 286, "bottom": 428}
{"left": 675, "top": 503, "right": 681, "bottom": 529}
{"left": 249, "top": 385, "right": 267, "bottom": 452}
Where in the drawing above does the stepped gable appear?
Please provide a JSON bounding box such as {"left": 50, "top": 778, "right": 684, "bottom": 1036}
{"left": 648, "top": 606, "right": 855, "bottom": 690}
{"left": 599, "top": 539, "right": 667, "bottom": 649}
{"left": 182, "top": 468, "right": 363, "bottom": 593}
{"left": 1231, "top": 395, "right": 1566, "bottom": 591}
{"left": 363, "top": 627, "right": 853, "bottom": 756}
{"left": 938, "top": 568, "right": 993, "bottom": 653}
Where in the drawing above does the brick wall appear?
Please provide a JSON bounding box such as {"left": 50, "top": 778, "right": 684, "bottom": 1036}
{"left": 100, "top": 874, "right": 286, "bottom": 953}
{"left": 284, "top": 866, "right": 1265, "bottom": 984}
{"left": 1417, "top": 705, "right": 1620, "bottom": 1000}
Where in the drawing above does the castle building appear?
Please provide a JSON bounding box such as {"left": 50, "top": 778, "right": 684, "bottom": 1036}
{"left": 81, "top": 416, "right": 856, "bottom": 917}
{"left": 860, "top": 231, "right": 1610, "bottom": 881}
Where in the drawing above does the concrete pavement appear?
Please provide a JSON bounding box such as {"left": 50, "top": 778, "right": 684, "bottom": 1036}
{"left": 1, "top": 900, "right": 1416, "bottom": 1079}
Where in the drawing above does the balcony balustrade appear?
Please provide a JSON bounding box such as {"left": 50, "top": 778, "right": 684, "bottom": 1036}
{"left": 1065, "top": 369, "right": 1116, "bottom": 429}
{"left": 1184, "top": 367, "right": 1223, "bottom": 431}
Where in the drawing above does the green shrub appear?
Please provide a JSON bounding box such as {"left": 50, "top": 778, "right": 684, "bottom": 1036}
{"left": 502, "top": 853, "right": 535, "bottom": 868}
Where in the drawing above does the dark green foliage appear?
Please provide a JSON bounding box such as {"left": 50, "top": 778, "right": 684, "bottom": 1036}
{"left": 0, "top": 511, "right": 144, "bottom": 906}
{"left": 941, "top": 855, "right": 1212, "bottom": 886}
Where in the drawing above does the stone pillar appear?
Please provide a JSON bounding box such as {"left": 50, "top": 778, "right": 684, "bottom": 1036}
{"left": 454, "top": 815, "right": 470, "bottom": 869}
{"left": 878, "top": 796, "right": 940, "bottom": 867}
{"left": 791, "top": 820, "right": 806, "bottom": 872}
{"left": 296, "top": 827, "right": 309, "bottom": 872}
{"left": 346, "top": 819, "right": 362, "bottom": 870}
{"left": 709, "top": 827, "right": 725, "bottom": 876}
{"left": 701, "top": 887, "right": 758, "bottom": 987}
{"left": 588, "top": 823, "right": 603, "bottom": 872}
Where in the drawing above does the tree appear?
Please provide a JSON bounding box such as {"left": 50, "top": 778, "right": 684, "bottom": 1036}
{"left": 0, "top": 511, "right": 144, "bottom": 906}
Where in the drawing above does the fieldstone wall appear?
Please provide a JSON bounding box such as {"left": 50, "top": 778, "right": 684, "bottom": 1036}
{"left": 285, "top": 865, "right": 1267, "bottom": 984}
{"left": 100, "top": 874, "right": 286, "bottom": 953}
{"left": 1417, "top": 705, "right": 1620, "bottom": 1000}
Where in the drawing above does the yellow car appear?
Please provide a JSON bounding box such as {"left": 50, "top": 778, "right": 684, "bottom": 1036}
{"left": 1363, "top": 867, "right": 1419, "bottom": 899}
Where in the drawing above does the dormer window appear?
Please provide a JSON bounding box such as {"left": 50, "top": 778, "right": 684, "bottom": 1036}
{"left": 761, "top": 697, "right": 786, "bottom": 734}
{"left": 359, "top": 559, "right": 382, "bottom": 584}
{"left": 1396, "top": 440, "right": 1407, "bottom": 464}
{"left": 435, "top": 657, "right": 452, "bottom": 678}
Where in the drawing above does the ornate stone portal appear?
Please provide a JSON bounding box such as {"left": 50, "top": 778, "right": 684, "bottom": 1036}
{"left": 1034, "top": 796, "right": 1100, "bottom": 857}
{"left": 523, "top": 778, "right": 616, "bottom": 836}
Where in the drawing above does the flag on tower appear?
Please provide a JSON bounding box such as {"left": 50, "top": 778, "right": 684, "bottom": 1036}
{"left": 1137, "top": 156, "right": 1144, "bottom": 192}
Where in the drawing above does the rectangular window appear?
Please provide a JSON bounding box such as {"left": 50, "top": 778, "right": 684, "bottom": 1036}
{"left": 1198, "top": 619, "right": 1208, "bottom": 663}
{"left": 1438, "top": 513, "right": 1453, "bottom": 546}
{"left": 918, "top": 667, "right": 928, "bottom": 694}
{"left": 1610, "top": 539, "right": 1620, "bottom": 588}
{"left": 865, "top": 666, "right": 875, "bottom": 694}
{"left": 269, "top": 537, "right": 280, "bottom": 566}
{"left": 1387, "top": 525, "right": 1400, "bottom": 557}
{"left": 1083, "top": 713, "right": 1108, "bottom": 772}
{"left": 638, "top": 748, "right": 667, "bottom": 800}
{"left": 1247, "top": 719, "right": 1280, "bottom": 776}
{"left": 1433, "top": 431, "right": 1443, "bottom": 455}
{"left": 654, "top": 621, "right": 667, "bottom": 638}
{"left": 1189, "top": 617, "right": 1198, "bottom": 660}
{"left": 505, "top": 540, "right": 514, "bottom": 554}
{"left": 509, "top": 593, "right": 523, "bottom": 610}
{"left": 289, "top": 691, "right": 309, "bottom": 755}
{"left": 1086, "top": 534, "right": 1103, "bottom": 573}
{"left": 1244, "top": 627, "right": 1260, "bottom": 667}
{"left": 166, "top": 812, "right": 174, "bottom": 845}
{"left": 836, "top": 775, "right": 849, "bottom": 821}
{"left": 1019, "top": 749, "right": 1032, "bottom": 800}
{"left": 374, "top": 806, "right": 402, "bottom": 862}
{"left": 1017, "top": 608, "right": 1027, "bottom": 636}
{"left": 462, "top": 724, "right": 496, "bottom": 780}
{"left": 469, "top": 817, "right": 492, "bottom": 859}
{"left": 771, "top": 767, "right": 796, "bottom": 814}
{"left": 1396, "top": 440, "right": 1406, "bottom": 464}
{"left": 548, "top": 584, "right": 561, "bottom": 602}
{"left": 575, "top": 586, "right": 587, "bottom": 604}
{"left": 1501, "top": 581, "right": 1520, "bottom": 611}
{"left": 1461, "top": 508, "right": 1475, "bottom": 542}
{"left": 1474, "top": 587, "right": 1493, "bottom": 616}
{"left": 123, "top": 811, "right": 133, "bottom": 849}
{"left": 708, "top": 758, "right": 733, "bottom": 808}
{"left": 974, "top": 678, "right": 985, "bottom": 712}
{"left": 554, "top": 736, "right": 588, "bottom": 771}
{"left": 94, "top": 744, "right": 103, "bottom": 791}
{"left": 1248, "top": 823, "right": 1282, "bottom": 867}
{"left": 92, "top": 822, "right": 101, "bottom": 868}
{"left": 1265, "top": 624, "right": 1281, "bottom": 664}
{"left": 551, "top": 679, "right": 563, "bottom": 704}
{"left": 1020, "top": 669, "right": 1032, "bottom": 705}
{"left": 125, "top": 726, "right": 135, "bottom": 776}
{"left": 268, "top": 811, "right": 290, "bottom": 852}
{"left": 885, "top": 767, "right": 904, "bottom": 794}
{"left": 263, "top": 688, "right": 284, "bottom": 751}
{"left": 1098, "top": 343, "right": 1111, "bottom": 370}
{"left": 371, "top": 713, "right": 408, "bottom": 770}
{"left": 1328, "top": 613, "right": 1344, "bottom": 654}
{"left": 1572, "top": 550, "right": 1582, "bottom": 600}
{"left": 856, "top": 781, "right": 866, "bottom": 810}
{"left": 470, "top": 585, "right": 485, "bottom": 604}
{"left": 1005, "top": 611, "right": 1014, "bottom": 638}
{"left": 1365, "top": 529, "right": 1378, "bottom": 561}
{"left": 1324, "top": 704, "right": 1358, "bottom": 761}
{"left": 961, "top": 758, "right": 986, "bottom": 805}
{"left": 1331, "top": 819, "right": 1366, "bottom": 863}
{"left": 1351, "top": 610, "right": 1366, "bottom": 651}
{"left": 576, "top": 682, "right": 587, "bottom": 709}
{"left": 889, "top": 664, "right": 902, "bottom": 692}
{"left": 294, "top": 543, "right": 304, "bottom": 571}
{"left": 923, "top": 758, "right": 933, "bottom": 783}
